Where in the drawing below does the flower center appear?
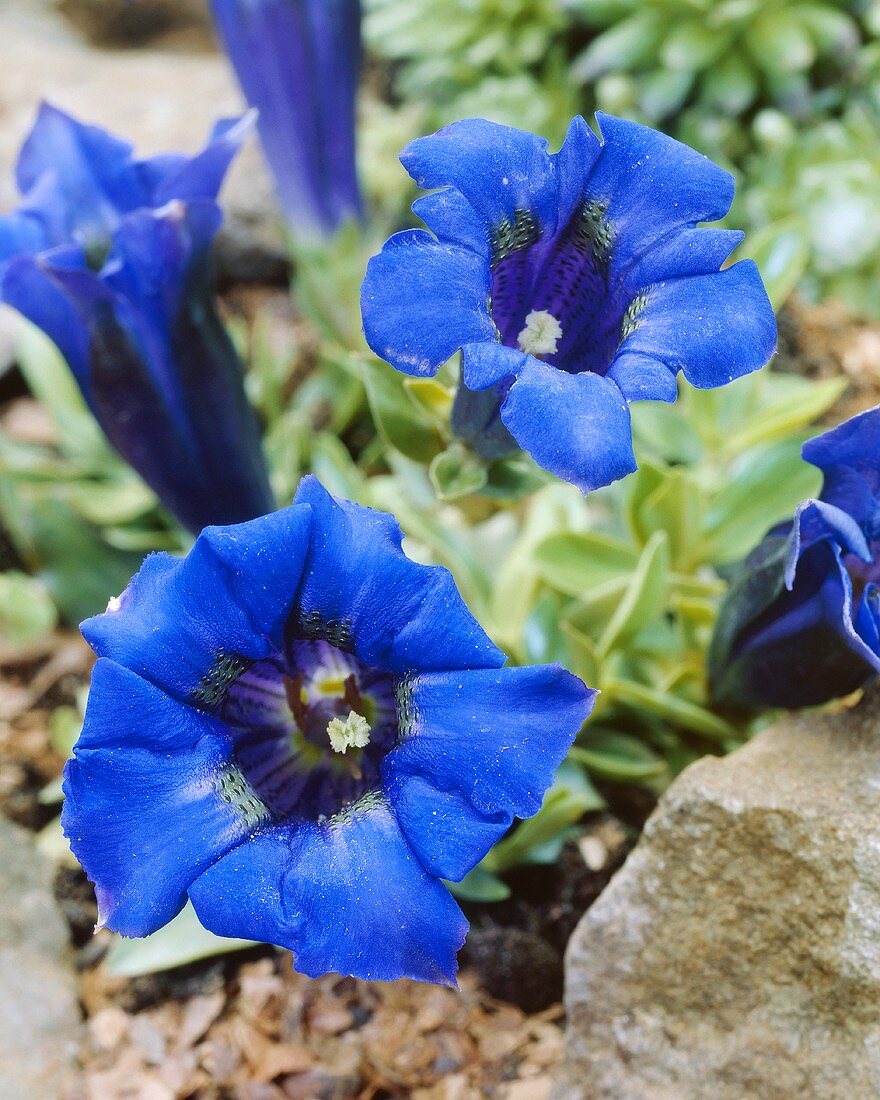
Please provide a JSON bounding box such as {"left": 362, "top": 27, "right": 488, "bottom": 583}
{"left": 327, "top": 711, "right": 372, "bottom": 754}
{"left": 488, "top": 200, "right": 640, "bottom": 377}
{"left": 517, "top": 310, "right": 563, "bottom": 357}
{"left": 216, "top": 637, "right": 397, "bottom": 822}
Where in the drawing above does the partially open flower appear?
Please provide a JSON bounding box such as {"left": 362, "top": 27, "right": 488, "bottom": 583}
{"left": 0, "top": 106, "right": 273, "bottom": 534}
{"left": 63, "top": 477, "right": 595, "bottom": 984}
{"left": 710, "top": 407, "right": 880, "bottom": 712}
{"left": 362, "top": 114, "right": 777, "bottom": 492}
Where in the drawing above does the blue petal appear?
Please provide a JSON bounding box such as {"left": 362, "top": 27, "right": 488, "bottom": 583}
{"left": 361, "top": 230, "right": 495, "bottom": 377}
{"left": 411, "top": 189, "right": 491, "bottom": 259}
{"left": 292, "top": 477, "right": 505, "bottom": 673}
{"left": 62, "top": 660, "right": 252, "bottom": 937}
{"left": 1, "top": 247, "right": 93, "bottom": 392}
{"left": 803, "top": 405, "right": 880, "bottom": 478}
{"left": 625, "top": 227, "right": 745, "bottom": 289}
{"left": 784, "top": 498, "right": 871, "bottom": 587}
{"left": 147, "top": 112, "right": 255, "bottom": 206}
{"left": 384, "top": 664, "right": 595, "bottom": 881}
{"left": 460, "top": 341, "right": 528, "bottom": 390}
{"left": 552, "top": 115, "right": 603, "bottom": 234}
{"left": 0, "top": 172, "right": 69, "bottom": 270}
{"left": 401, "top": 118, "right": 558, "bottom": 237}
{"left": 30, "top": 201, "right": 274, "bottom": 533}
{"left": 82, "top": 504, "right": 312, "bottom": 706}
{"left": 612, "top": 260, "right": 776, "bottom": 391}
{"left": 855, "top": 584, "right": 880, "bottom": 657}
{"left": 16, "top": 102, "right": 146, "bottom": 244}
{"left": 189, "top": 800, "right": 468, "bottom": 984}
{"left": 606, "top": 351, "right": 678, "bottom": 403}
{"left": 209, "top": 0, "right": 363, "bottom": 236}
{"left": 500, "top": 359, "right": 636, "bottom": 492}
{"left": 588, "top": 113, "right": 736, "bottom": 277}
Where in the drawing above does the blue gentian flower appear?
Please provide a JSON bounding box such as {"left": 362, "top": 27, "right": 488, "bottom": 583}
{"left": 62, "top": 477, "right": 594, "bottom": 984}
{"left": 0, "top": 106, "right": 274, "bottom": 534}
{"left": 0, "top": 102, "right": 253, "bottom": 271}
{"left": 361, "top": 115, "right": 777, "bottom": 492}
{"left": 208, "top": 0, "right": 364, "bottom": 239}
{"left": 710, "top": 406, "right": 880, "bottom": 712}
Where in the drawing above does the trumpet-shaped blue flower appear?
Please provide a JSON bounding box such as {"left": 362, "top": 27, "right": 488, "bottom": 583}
{"left": 0, "top": 102, "right": 252, "bottom": 272}
{"left": 63, "top": 477, "right": 594, "bottom": 984}
{"left": 0, "top": 106, "right": 273, "bottom": 534}
{"left": 362, "top": 115, "right": 777, "bottom": 492}
{"left": 710, "top": 407, "right": 880, "bottom": 712}
{"left": 209, "top": 0, "right": 363, "bottom": 238}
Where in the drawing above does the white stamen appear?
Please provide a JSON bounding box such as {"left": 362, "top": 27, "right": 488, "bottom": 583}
{"left": 517, "top": 310, "right": 563, "bottom": 357}
{"left": 327, "top": 711, "right": 372, "bottom": 754}
{"left": 106, "top": 594, "right": 123, "bottom": 613}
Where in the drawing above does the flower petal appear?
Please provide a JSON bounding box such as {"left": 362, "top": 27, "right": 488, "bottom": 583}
{"left": 800, "top": 402, "right": 880, "bottom": 492}
{"left": 588, "top": 113, "right": 735, "bottom": 275}
{"left": 292, "top": 477, "right": 505, "bottom": 672}
{"left": 62, "top": 660, "right": 254, "bottom": 937}
{"left": 411, "top": 188, "right": 491, "bottom": 259}
{"left": 82, "top": 504, "right": 312, "bottom": 706}
{"left": 500, "top": 358, "right": 636, "bottom": 492}
{"left": 16, "top": 102, "right": 146, "bottom": 242}
{"left": 613, "top": 260, "right": 776, "bottom": 391}
{"left": 189, "top": 800, "right": 468, "bottom": 984}
{"left": 384, "top": 665, "right": 595, "bottom": 881}
{"left": 401, "top": 118, "right": 558, "bottom": 235}
{"left": 361, "top": 229, "right": 495, "bottom": 377}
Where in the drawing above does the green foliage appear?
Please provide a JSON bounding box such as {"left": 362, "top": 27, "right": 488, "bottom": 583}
{"left": 572, "top": 0, "right": 864, "bottom": 125}
{"left": 736, "top": 105, "right": 880, "bottom": 314}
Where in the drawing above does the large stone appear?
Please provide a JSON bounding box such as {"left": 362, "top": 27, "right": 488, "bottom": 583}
{"left": 557, "top": 690, "right": 880, "bottom": 1100}
{"left": 0, "top": 815, "right": 82, "bottom": 1098}
{"left": 0, "top": 0, "right": 286, "bottom": 282}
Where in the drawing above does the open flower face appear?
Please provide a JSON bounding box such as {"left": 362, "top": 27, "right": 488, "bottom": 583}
{"left": 63, "top": 478, "right": 594, "bottom": 984}
{"left": 710, "top": 407, "right": 880, "bottom": 711}
{"left": 362, "top": 114, "right": 777, "bottom": 491}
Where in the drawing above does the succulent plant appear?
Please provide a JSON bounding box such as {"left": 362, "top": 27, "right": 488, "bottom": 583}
{"left": 572, "top": 0, "right": 864, "bottom": 122}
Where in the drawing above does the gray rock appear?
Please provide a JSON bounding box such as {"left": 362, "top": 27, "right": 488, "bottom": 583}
{"left": 557, "top": 689, "right": 880, "bottom": 1100}
{"left": 0, "top": 0, "right": 286, "bottom": 282}
{"left": 0, "top": 815, "right": 81, "bottom": 1098}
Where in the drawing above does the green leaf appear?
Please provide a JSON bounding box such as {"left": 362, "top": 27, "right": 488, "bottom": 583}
{"left": 446, "top": 866, "right": 511, "bottom": 903}
{"left": 534, "top": 532, "right": 639, "bottom": 598}
{"left": 49, "top": 704, "right": 83, "bottom": 757}
{"left": 746, "top": 10, "right": 817, "bottom": 73}
{"left": 607, "top": 678, "right": 740, "bottom": 742}
{"left": 0, "top": 571, "right": 57, "bottom": 646}
{"left": 629, "top": 468, "right": 701, "bottom": 571}
{"left": 571, "top": 12, "right": 663, "bottom": 81}
{"left": 429, "top": 444, "right": 488, "bottom": 500}
{"left": 570, "top": 730, "right": 667, "bottom": 782}
{"left": 735, "top": 217, "right": 810, "bottom": 311}
{"left": 14, "top": 322, "right": 108, "bottom": 463}
{"left": 104, "top": 902, "right": 258, "bottom": 978}
{"left": 561, "top": 620, "right": 602, "bottom": 686}
{"left": 721, "top": 374, "right": 846, "bottom": 455}
{"left": 702, "top": 437, "right": 821, "bottom": 563}
{"left": 65, "top": 478, "right": 158, "bottom": 527}
{"left": 403, "top": 378, "right": 454, "bottom": 426}
{"left": 361, "top": 356, "right": 444, "bottom": 463}
{"left": 597, "top": 531, "right": 670, "bottom": 656}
